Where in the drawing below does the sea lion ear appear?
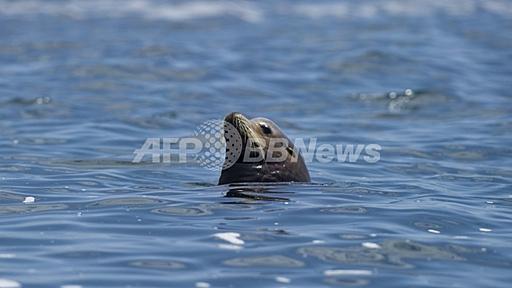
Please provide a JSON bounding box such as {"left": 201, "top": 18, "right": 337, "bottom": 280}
{"left": 286, "top": 146, "right": 295, "bottom": 157}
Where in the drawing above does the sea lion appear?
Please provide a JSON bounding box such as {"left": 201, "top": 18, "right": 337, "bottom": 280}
{"left": 218, "top": 112, "right": 310, "bottom": 185}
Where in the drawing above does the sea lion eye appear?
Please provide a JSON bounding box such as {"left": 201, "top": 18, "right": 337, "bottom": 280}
{"left": 259, "top": 123, "right": 272, "bottom": 134}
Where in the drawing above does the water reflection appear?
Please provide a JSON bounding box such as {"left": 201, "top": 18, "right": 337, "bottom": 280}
{"left": 224, "top": 183, "right": 293, "bottom": 201}
{"left": 298, "top": 240, "right": 466, "bottom": 269}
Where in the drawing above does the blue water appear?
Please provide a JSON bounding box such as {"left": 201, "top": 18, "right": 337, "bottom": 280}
{"left": 1, "top": 0, "right": 512, "bottom": 287}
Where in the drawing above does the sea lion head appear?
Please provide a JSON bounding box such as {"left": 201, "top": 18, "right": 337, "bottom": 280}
{"left": 218, "top": 112, "right": 310, "bottom": 185}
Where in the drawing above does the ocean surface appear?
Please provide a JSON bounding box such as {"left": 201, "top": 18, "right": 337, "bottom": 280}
{"left": 1, "top": 0, "right": 512, "bottom": 287}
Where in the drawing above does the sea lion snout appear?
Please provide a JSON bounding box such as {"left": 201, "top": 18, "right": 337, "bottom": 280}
{"left": 224, "top": 112, "right": 243, "bottom": 126}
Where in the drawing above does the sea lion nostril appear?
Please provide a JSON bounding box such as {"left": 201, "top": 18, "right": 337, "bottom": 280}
{"left": 224, "top": 112, "right": 245, "bottom": 127}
